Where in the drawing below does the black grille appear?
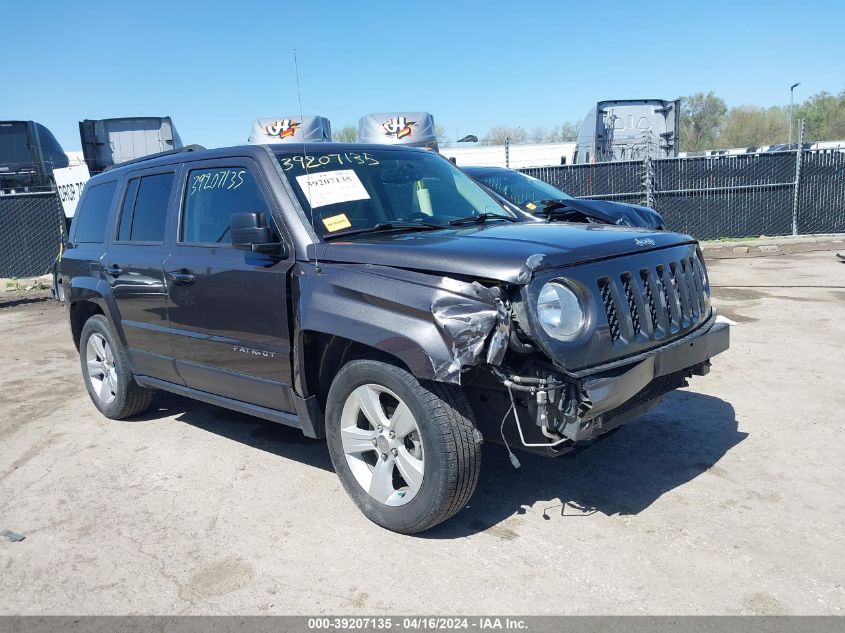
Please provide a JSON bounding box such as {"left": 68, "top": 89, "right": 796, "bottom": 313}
{"left": 621, "top": 274, "right": 641, "bottom": 336}
{"left": 598, "top": 278, "right": 621, "bottom": 342}
{"left": 640, "top": 269, "right": 660, "bottom": 333}
{"left": 596, "top": 252, "right": 709, "bottom": 348}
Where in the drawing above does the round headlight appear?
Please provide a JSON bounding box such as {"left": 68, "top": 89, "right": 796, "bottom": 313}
{"left": 537, "top": 281, "right": 586, "bottom": 340}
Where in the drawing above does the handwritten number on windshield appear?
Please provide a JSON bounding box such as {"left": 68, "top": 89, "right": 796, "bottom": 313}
{"left": 279, "top": 152, "right": 379, "bottom": 172}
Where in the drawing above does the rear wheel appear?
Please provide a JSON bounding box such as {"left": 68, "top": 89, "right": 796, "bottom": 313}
{"left": 79, "top": 315, "right": 155, "bottom": 419}
{"left": 325, "top": 359, "right": 481, "bottom": 534}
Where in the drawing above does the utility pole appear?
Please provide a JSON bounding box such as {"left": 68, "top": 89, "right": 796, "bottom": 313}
{"left": 792, "top": 119, "right": 804, "bottom": 236}
{"left": 788, "top": 82, "right": 800, "bottom": 146}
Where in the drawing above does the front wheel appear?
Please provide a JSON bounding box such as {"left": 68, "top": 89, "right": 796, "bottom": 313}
{"left": 325, "top": 359, "right": 481, "bottom": 534}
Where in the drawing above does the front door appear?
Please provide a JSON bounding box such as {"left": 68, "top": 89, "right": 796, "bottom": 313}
{"left": 104, "top": 167, "right": 181, "bottom": 383}
{"left": 164, "top": 158, "right": 296, "bottom": 412}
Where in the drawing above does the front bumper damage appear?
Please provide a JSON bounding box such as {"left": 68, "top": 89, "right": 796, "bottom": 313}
{"left": 462, "top": 312, "right": 730, "bottom": 455}
{"left": 441, "top": 244, "right": 731, "bottom": 454}
{"left": 562, "top": 314, "right": 729, "bottom": 441}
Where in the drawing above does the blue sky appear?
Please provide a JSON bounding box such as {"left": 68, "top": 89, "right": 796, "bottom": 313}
{"left": 3, "top": 0, "right": 843, "bottom": 151}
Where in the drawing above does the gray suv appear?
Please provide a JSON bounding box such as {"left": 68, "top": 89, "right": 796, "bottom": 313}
{"left": 63, "top": 143, "right": 729, "bottom": 533}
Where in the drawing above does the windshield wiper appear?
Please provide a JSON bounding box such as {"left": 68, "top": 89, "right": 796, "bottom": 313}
{"left": 448, "top": 212, "right": 517, "bottom": 226}
{"left": 322, "top": 221, "right": 444, "bottom": 240}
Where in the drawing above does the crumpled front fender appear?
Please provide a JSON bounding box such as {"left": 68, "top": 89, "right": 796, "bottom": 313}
{"left": 293, "top": 262, "right": 504, "bottom": 384}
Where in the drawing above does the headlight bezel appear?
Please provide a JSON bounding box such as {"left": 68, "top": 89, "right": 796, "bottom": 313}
{"left": 535, "top": 279, "right": 589, "bottom": 341}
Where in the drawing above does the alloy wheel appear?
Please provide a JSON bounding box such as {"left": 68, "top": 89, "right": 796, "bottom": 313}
{"left": 340, "top": 384, "right": 425, "bottom": 506}
{"left": 85, "top": 333, "right": 117, "bottom": 405}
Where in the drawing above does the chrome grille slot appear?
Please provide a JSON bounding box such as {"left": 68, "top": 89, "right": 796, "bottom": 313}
{"left": 597, "top": 278, "right": 621, "bottom": 343}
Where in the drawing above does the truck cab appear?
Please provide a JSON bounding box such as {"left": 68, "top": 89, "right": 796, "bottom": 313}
{"left": 0, "top": 120, "right": 68, "bottom": 194}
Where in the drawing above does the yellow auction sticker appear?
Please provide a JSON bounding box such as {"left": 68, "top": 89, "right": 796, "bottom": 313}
{"left": 525, "top": 202, "right": 537, "bottom": 210}
{"left": 321, "top": 213, "right": 352, "bottom": 232}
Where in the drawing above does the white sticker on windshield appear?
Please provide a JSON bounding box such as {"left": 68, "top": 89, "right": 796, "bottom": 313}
{"left": 295, "top": 169, "right": 370, "bottom": 208}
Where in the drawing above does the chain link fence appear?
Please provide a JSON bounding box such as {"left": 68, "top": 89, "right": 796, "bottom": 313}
{"left": 0, "top": 192, "right": 65, "bottom": 278}
{"left": 523, "top": 149, "right": 845, "bottom": 240}
{"left": 1, "top": 151, "right": 843, "bottom": 279}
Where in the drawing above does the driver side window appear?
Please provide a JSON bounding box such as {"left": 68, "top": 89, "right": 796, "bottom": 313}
{"left": 181, "top": 167, "right": 268, "bottom": 244}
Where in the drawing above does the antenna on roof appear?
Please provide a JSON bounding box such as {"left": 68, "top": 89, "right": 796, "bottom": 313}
{"left": 293, "top": 48, "right": 319, "bottom": 272}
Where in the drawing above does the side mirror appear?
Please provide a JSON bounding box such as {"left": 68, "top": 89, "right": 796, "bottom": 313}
{"left": 231, "top": 212, "right": 286, "bottom": 256}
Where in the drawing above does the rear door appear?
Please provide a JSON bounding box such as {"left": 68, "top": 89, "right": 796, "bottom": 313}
{"left": 103, "top": 166, "right": 182, "bottom": 383}
{"left": 164, "top": 158, "right": 296, "bottom": 412}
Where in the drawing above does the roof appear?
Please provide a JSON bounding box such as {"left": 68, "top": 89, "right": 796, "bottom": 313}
{"left": 272, "top": 142, "right": 432, "bottom": 155}
{"left": 87, "top": 142, "right": 435, "bottom": 182}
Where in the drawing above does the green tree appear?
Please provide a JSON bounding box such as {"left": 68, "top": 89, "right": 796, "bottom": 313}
{"left": 334, "top": 125, "right": 358, "bottom": 142}
{"left": 794, "top": 90, "right": 845, "bottom": 142}
{"left": 718, "top": 106, "right": 788, "bottom": 148}
{"left": 679, "top": 92, "right": 728, "bottom": 151}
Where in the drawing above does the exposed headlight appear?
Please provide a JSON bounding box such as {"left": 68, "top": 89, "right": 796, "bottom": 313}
{"left": 537, "top": 281, "right": 586, "bottom": 340}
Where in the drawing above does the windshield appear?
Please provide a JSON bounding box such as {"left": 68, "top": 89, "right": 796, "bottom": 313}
{"left": 473, "top": 170, "right": 574, "bottom": 210}
{"left": 277, "top": 148, "right": 512, "bottom": 239}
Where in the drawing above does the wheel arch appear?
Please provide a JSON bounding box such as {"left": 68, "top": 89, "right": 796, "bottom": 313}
{"left": 297, "top": 331, "right": 420, "bottom": 410}
{"left": 67, "top": 277, "right": 122, "bottom": 350}
{"left": 291, "top": 262, "right": 503, "bottom": 403}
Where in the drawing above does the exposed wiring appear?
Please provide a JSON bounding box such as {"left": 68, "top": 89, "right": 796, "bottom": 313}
{"left": 499, "top": 401, "right": 521, "bottom": 469}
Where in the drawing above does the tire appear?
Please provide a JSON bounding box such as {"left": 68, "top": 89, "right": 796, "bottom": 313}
{"left": 51, "top": 266, "right": 64, "bottom": 302}
{"left": 325, "top": 359, "right": 481, "bottom": 534}
{"left": 79, "top": 315, "right": 155, "bottom": 419}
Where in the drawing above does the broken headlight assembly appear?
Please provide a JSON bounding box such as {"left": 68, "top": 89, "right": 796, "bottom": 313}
{"left": 536, "top": 281, "right": 586, "bottom": 341}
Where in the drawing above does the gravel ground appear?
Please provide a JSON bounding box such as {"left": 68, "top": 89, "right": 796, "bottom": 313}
{"left": 0, "top": 249, "right": 843, "bottom": 615}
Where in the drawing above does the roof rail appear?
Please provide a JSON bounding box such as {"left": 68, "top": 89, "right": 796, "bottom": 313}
{"left": 103, "top": 144, "right": 206, "bottom": 171}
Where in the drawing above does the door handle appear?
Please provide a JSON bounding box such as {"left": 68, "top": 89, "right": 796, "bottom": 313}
{"left": 168, "top": 270, "right": 196, "bottom": 286}
{"left": 106, "top": 265, "right": 124, "bottom": 277}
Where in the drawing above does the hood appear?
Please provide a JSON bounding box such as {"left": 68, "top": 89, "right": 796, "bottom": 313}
{"left": 312, "top": 222, "right": 693, "bottom": 284}
{"left": 549, "top": 198, "right": 665, "bottom": 230}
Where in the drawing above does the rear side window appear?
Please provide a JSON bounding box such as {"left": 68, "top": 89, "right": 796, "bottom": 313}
{"left": 181, "top": 167, "right": 268, "bottom": 244}
{"left": 117, "top": 173, "right": 174, "bottom": 242}
{"left": 73, "top": 181, "right": 117, "bottom": 243}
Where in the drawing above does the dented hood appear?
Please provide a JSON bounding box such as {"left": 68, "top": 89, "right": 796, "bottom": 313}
{"left": 314, "top": 223, "right": 694, "bottom": 283}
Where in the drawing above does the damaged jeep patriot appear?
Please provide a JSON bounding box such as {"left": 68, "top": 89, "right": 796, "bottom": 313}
{"left": 63, "top": 143, "right": 729, "bottom": 533}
